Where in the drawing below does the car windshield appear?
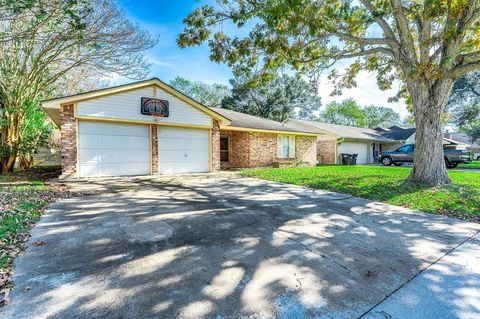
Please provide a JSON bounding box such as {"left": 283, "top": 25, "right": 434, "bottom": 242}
{"left": 397, "top": 145, "right": 414, "bottom": 152}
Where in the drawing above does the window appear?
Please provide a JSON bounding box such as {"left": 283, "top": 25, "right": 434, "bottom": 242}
{"left": 397, "top": 144, "right": 414, "bottom": 153}
{"left": 277, "top": 135, "right": 295, "bottom": 158}
{"left": 220, "top": 137, "right": 229, "bottom": 162}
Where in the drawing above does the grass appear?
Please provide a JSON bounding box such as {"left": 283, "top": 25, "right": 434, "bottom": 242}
{"left": 241, "top": 165, "right": 480, "bottom": 218}
{"left": 458, "top": 160, "right": 480, "bottom": 169}
{"left": 0, "top": 166, "right": 70, "bottom": 294}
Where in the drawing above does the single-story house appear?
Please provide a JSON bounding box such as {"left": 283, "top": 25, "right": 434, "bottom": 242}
{"left": 376, "top": 126, "right": 470, "bottom": 151}
{"left": 284, "top": 119, "right": 396, "bottom": 164}
{"left": 42, "top": 78, "right": 318, "bottom": 178}
{"left": 444, "top": 132, "right": 480, "bottom": 156}
{"left": 374, "top": 126, "right": 416, "bottom": 151}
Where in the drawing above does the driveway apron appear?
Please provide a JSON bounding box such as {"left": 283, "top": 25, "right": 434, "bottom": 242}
{"left": 1, "top": 174, "right": 479, "bottom": 318}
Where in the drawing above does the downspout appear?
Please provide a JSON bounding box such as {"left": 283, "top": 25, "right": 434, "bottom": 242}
{"left": 336, "top": 138, "right": 344, "bottom": 164}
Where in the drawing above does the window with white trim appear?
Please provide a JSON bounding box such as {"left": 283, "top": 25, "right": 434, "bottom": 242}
{"left": 277, "top": 135, "right": 295, "bottom": 158}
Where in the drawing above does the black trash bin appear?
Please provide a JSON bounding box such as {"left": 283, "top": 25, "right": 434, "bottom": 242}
{"left": 340, "top": 153, "right": 358, "bottom": 165}
{"left": 351, "top": 153, "right": 358, "bottom": 165}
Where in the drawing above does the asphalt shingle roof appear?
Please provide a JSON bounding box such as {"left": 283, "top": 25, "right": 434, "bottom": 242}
{"left": 289, "top": 119, "right": 394, "bottom": 142}
{"left": 377, "top": 127, "right": 416, "bottom": 141}
{"left": 210, "top": 107, "right": 316, "bottom": 134}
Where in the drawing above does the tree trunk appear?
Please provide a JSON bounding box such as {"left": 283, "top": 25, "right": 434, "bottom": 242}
{"left": 0, "top": 152, "right": 16, "bottom": 174}
{"left": 407, "top": 80, "right": 453, "bottom": 185}
{"left": 0, "top": 109, "right": 22, "bottom": 174}
{"left": 18, "top": 153, "right": 34, "bottom": 170}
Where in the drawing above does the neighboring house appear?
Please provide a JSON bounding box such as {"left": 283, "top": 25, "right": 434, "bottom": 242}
{"left": 377, "top": 126, "right": 470, "bottom": 151}
{"left": 375, "top": 126, "right": 416, "bottom": 151}
{"left": 42, "top": 78, "right": 318, "bottom": 178}
{"left": 284, "top": 119, "right": 396, "bottom": 164}
{"left": 444, "top": 132, "right": 480, "bottom": 156}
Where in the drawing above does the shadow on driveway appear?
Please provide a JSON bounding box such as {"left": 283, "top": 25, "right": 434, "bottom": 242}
{"left": 1, "top": 174, "right": 479, "bottom": 318}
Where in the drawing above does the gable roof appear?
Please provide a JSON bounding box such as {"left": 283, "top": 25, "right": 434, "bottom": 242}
{"left": 286, "top": 119, "right": 394, "bottom": 142}
{"left": 41, "top": 78, "right": 231, "bottom": 126}
{"left": 210, "top": 108, "right": 318, "bottom": 136}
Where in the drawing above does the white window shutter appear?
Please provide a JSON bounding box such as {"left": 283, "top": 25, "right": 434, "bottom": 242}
{"left": 289, "top": 136, "right": 295, "bottom": 158}
{"left": 277, "top": 135, "right": 282, "bottom": 157}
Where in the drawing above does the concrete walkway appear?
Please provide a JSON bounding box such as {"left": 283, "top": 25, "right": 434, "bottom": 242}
{"left": 1, "top": 174, "right": 479, "bottom": 318}
{"left": 364, "top": 233, "right": 480, "bottom": 319}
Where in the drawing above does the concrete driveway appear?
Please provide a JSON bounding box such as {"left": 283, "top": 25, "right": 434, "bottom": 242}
{"left": 1, "top": 174, "right": 479, "bottom": 319}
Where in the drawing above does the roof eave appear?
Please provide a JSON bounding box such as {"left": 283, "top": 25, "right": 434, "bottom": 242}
{"left": 284, "top": 118, "right": 340, "bottom": 137}
{"left": 342, "top": 137, "right": 397, "bottom": 143}
{"left": 41, "top": 78, "right": 231, "bottom": 126}
{"left": 220, "top": 125, "right": 320, "bottom": 136}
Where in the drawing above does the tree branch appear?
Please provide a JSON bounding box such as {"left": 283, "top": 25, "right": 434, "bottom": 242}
{"left": 389, "top": 0, "right": 418, "bottom": 64}
{"left": 458, "top": 51, "right": 480, "bottom": 64}
{"left": 359, "top": 0, "right": 397, "bottom": 41}
{"left": 332, "top": 32, "right": 388, "bottom": 46}
{"left": 337, "top": 47, "right": 394, "bottom": 59}
{"left": 451, "top": 61, "right": 480, "bottom": 78}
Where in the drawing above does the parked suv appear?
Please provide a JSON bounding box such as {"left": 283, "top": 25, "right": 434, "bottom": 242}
{"left": 379, "top": 144, "right": 471, "bottom": 168}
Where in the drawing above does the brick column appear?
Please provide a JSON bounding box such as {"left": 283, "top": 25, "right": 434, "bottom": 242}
{"left": 151, "top": 125, "right": 159, "bottom": 174}
{"left": 60, "top": 104, "right": 77, "bottom": 177}
{"left": 211, "top": 120, "right": 220, "bottom": 172}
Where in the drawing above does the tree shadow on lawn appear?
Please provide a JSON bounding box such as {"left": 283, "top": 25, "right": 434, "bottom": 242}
{"left": 1, "top": 176, "right": 479, "bottom": 318}
{"left": 252, "top": 169, "right": 480, "bottom": 217}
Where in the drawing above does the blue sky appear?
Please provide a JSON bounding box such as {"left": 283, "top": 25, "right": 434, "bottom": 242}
{"left": 118, "top": 0, "right": 408, "bottom": 117}
{"left": 118, "top": 0, "right": 232, "bottom": 84}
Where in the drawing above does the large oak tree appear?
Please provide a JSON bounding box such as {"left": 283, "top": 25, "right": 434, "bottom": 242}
{"left": 178, "top": 0, "right": 480, "bottom": 185}
{"left": 222, "top": 74, "right": 322, "bottom": 121}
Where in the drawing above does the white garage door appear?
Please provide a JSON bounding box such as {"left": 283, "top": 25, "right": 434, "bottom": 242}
{"left": 338, "top": 142, "right": 369, "bottom": 164}
{"left": 78, "top": 121, "right": 150, "bottom": 177}
{"left": 158, "top": 127, "right": 209, "bottom": 174}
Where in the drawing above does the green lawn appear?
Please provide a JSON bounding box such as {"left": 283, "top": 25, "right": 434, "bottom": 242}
{"left": 458, "top": 160, "right": 480, "bottom": 169}
{"left": 0, "top": 166, "right": 69, "bottom": 291}
{"left": 241, "top": 165, "right": 480, "bottom": 218}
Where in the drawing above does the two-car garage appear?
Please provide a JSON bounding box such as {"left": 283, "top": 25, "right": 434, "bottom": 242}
{"left": 41, "top": 78, "right": 230, "bottom": 178}
{"left": 78, "top": 121, "right": 210, "bottom": 178}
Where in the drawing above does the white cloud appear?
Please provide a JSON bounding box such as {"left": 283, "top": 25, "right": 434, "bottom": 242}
{"left": 148, "top": 57, "right": 175, "bottom": 69}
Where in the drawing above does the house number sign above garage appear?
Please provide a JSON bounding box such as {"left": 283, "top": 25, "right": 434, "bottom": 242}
{"left": 141, "top": 97, "right": 169, "bottom": 117}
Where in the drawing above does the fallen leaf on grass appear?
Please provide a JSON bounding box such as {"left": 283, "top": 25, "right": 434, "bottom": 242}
{"left": 32, "top": 241, "right": 46, "bottom": 246}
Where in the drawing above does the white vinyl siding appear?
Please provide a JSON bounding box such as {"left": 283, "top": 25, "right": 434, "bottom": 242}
{"left": 78, "top": 121, "right": 150, "bottom": 177}
{"left": 77, "top": 86, "right": 212, "bottom": 126}
{"left": 277, "top": 135, "right": 295, "bottom": 158}
{"left": 158, "top": 127, "right": 210, "bottom": 174}
{"left": 338, "top": 142, "right": 369, "bottom": 164}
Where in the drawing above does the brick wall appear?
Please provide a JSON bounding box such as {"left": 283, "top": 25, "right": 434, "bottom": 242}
{"left": 60, "top": 104, "right": 77, "bottom": 176}
{"left": 296, "top": 136, "right": 317, "bottom": 166}
{"left": 151, "top": 125, "right": 158, "bottom": 173}
{"left": 248, "top": 132, "right": 278, "bottom": 167}
{"left": 211, "top": 120, "right": 220, "bottom": 172}
{"left": 316, "top": 139, "right": 337, "bottom": 164}
{"left": 220, "top": 130, "right": 250, "bottom": 169}
{"left": 220, "top": 130, "right": 317, "bottom": 168}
